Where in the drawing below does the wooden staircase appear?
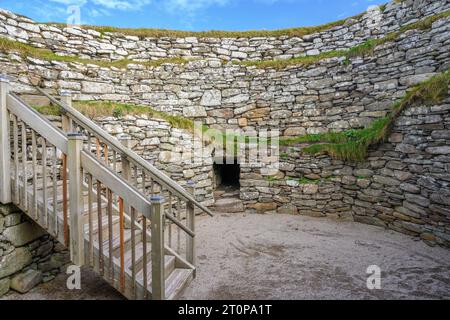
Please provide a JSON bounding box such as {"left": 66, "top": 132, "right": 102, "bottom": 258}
{"left": 0, "top": 77, "right": 213, "bottom": 300}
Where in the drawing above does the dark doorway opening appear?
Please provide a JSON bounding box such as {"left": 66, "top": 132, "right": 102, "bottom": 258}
{"left": 214, "top": 160, "right": 240, "bottom": 188}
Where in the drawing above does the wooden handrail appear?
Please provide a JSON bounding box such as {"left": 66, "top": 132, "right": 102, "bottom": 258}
{"left": 81, "top": 150, "right": 153, "bottom": 218}
{"left": 6, "top": 93, "right": 68, "bottom": 153}
{"left": 35, "top": 87, "right": 214, "bottom": 217}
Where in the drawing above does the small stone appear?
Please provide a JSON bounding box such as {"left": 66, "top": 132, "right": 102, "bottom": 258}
{"left": 238, "top": 118, "right": 248, "bottom": 127}
{"left": 0, "top": 278, "right": 10, "bottom": 297}
{"left": 10, "top": 269, "right": 43, "bottom": 294}
{"left": 200, "top": 90, "right": 222, "bottom": 107}
{"left": 302, "top": 184, "right": 319, "bottom": 194}
{"left": 426, "top": 146, "right": 450, "bottom": 155}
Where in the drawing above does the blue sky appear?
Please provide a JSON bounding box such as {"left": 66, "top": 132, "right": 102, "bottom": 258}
{"left": 0, "top": 0, "right": 387, "bottom": 31}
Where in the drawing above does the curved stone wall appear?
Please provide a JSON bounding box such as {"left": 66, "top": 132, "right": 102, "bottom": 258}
{"left": 0, "top": 0, "right": 448, "bottom": 249}
{"left": 0, "top": 0, "right": 448, "bottom": 62}
{"left": 1, "top": 9, "right": 449, "bottom": 137}
{"left": 240, "top": 93, "right": 450, "bottom": 247}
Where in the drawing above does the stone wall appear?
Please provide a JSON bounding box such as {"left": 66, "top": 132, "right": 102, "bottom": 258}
{"left": 47, "top": 114, "right": 215, "bottom": 206}
{"left": 0, "top": 0, "right": 448, "bottom": 62}
{"left": 240, "top": 93, "right": 450, "bottom": 247}
{"left": 0, "top": 0, "right": 447, "bottom": 254}
{"left": 0, "top": 203, "right": 70, "bottom": 297}
{"left": 0, "top": 7, "right": 449, "bottom": 139}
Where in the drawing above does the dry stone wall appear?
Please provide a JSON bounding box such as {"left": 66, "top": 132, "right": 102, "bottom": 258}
{"left": 0, "top": 0, "right": 448, "bottom": 253}
{"left": 0, "top": 9, "right": 449, "bottom": 139}
{"left": 47, "top": 114, "right": 215, "bottom": 206}
{"left": 0, "top": 203, "right": 70, "bottom": 297}
{"left": 241, "top": 93, "right": 450, "bottom": 247}
{"left": 0, "top": 0, "right": 448, "bottom": 62}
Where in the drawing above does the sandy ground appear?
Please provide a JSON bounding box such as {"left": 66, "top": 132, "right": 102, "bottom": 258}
{"left": 3, "top": 213, "right": 450, "bottom": 300}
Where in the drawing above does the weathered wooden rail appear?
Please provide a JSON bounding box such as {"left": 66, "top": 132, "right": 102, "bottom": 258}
{"left": 0, "top": 76, "right": 212, "bottom": 300}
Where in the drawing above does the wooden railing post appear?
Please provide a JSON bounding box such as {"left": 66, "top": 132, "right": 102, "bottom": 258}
{"left": 186, "top": 181, "right": 196, "bottom": 268}
{"left": 119, "top": 134, "right": 131, "bottom": 181}
{"left": 151, "top": 195, "right": 165, "bottom": 300}
{"left": 61, "top": 92, "right": 73, "bottom": 133}
{"left": 119, "top": 134, "right": 132, "bottom": 228}
{"left": 0, "top": 76, "right": 11, "bottom": 204}
{"left": 68, "top": 133, "right": 85, "bottom": 266}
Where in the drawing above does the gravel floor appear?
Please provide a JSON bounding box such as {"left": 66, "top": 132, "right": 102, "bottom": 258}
{"left": 3, "top": 213, "right": 450, "bottom": 300}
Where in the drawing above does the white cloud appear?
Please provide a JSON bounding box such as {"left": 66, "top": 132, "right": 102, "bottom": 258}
{"left": 49, "top": 0, "right": 151, "bottom": 11}
{"left": 163, "top": 0, "right": 230, "bottom": 13}
{"left": 91, "top": 0, "right": 151, "bottom": 10}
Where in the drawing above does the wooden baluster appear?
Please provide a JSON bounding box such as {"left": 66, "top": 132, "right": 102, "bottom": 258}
{"left": 113, "top": 150, "right": 117, "bottom": 173}
{"left": 12, "top": 115, "right": 19, "bottom": 205}
{"left": 113, "top": 150, "right": 118, "bottom": 207}
{"left": 96, "top": 138, "right": 101, "bottom": 160}
{"left": 142, "top": 215, "right": 148, "bottom": 300}
{"left": 62, "top": 154, "right": 69, "bottom": 247}
{"left": 104, "top": 144, "right": 109, "bottom": 167}
{"left": 142, "top": 171, "right": 146, "bottom": 195}
{"left": 61, "top": 92, "right": 73, "bottom": 133}
{"left": 186, "top": 181, "right": 196, "bottom": 266}
{"left": 176, "top": 196, "right": 181, "bottom": 253}
{"left": 119, "top": 197, "right": 125, "bottom": 293}
{"left": 31, "top": 131, "right": 38, "bottom": 220}
{"left": 87, "top": 173, "right": 94, "bottom": 265}
{"left": 119, "top": 136, "right": 131, "bottom": 228}
{"left": 133, "top": 165, "right": 138, "bottom": 188}
{"left": 0, "top": 77, "right": 11, "bottom": 204}
{"left": 87, "top": 132, "right": 92, "bottom": 154}
{"left": 52, "top": 145, "right": 58, "bottom": 235}
{"left": 42, "top": 138, "right": 48, "bottom": 228}
{"left": 97, "top": 180, "right": 104, "bottom": 275}
{"left": 151, "top": 195, "right": 165, "bottom": 300}
{"left": 67, "top": 133, "right": 84, "bottom": 266}
{"left": 168, "top": 192, "right": 173, "bottom": 248}
{"left": 130, "top": 207, "right": 136, "bottom": 299}
{"left": 107, "top": 188, "right": 114, "bottom": 284}
{"left": 21, "top": 121, "right": 27, "bottom": 211}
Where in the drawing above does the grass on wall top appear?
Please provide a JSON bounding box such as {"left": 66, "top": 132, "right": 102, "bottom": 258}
{"left": 0, "top": 37, "right": 189, "bottom": 69}
{"left": 44, "top": 11, "right": 368, "bottom": 39}
{"left": 34, "top": 100, "right": 195, "bottom": 131}
{"left": 0, "top": 10, "right": 448, "bottom": 72}
{"left": 281, "top": 69, "right": 450, "bottom": 161}
{"left": 237, "top": 10, "right": 450, "bottom": 69}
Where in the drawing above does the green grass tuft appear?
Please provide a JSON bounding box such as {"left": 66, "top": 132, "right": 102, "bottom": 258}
{"left": 237, "top": 10, "right": 450, "bottom": 70}
{"left": 0, "top": 37, "right": 190, "bottom": 68}
{"left": 282, "top": 69, "right": 450, "bottom": 161}
{"left": 44, "top": 12, "right": 365, "bottom": 40}
{"left": 34, "top": 100, "right": 195, "bottom": 131}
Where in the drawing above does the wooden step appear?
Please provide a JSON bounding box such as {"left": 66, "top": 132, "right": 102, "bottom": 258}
{"left": 136, "top": 255, "right": 177, "bottom": 284}
{"left": 165, "top": 269, "right": 195, "bottom": 300}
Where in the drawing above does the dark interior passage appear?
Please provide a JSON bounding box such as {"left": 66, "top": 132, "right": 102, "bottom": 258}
{"left": 214, "top": 161, "right": 240, "bottom": 188}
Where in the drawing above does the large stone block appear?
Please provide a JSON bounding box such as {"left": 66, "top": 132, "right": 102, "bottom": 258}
{"left": 81, "top": 81, "right": 114, "bottom": 94}
{"left": 200, "top": 90, "right": 222, "bottom": 106}
{"left": 0, "top": 247, "right": 33, "bottom": 279}
{"left": 3, "top": 222, "right": 46, "bottom": 247}
{"left": 10, "top": 269, "right": 43, "bottom": 294}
